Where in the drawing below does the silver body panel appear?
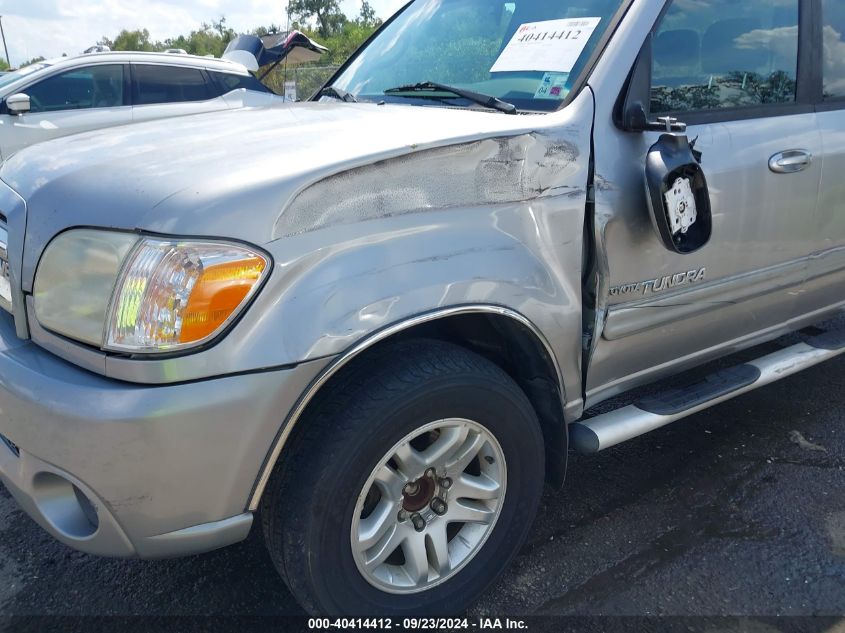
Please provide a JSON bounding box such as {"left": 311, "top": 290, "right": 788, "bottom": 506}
{"left": 1, "top": 94, "right": 593, "bottom": 402}
{"left": 0, "top": 1, "right": 840, "bottom": 559}
{"left": 0, "top": 52, "right": 276, "bottom": 160}
{"left": 0, "top": 311, "right": 327, "bottom": 557}
{"left": 584, "top": 0, "right": 832, "bottom": 406}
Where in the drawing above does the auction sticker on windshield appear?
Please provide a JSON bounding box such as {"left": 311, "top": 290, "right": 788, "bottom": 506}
{"left": 534, "top": 72, "right": 568, "bottom": 99}
{"left": 490, "top": 18, "right": 602, "bottom": 74}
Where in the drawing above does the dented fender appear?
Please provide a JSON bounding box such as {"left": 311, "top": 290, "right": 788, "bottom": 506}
{"left": 7, "top": 89, "right": 595, "bottom": 418}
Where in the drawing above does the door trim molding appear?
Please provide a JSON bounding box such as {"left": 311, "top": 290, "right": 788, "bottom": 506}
{"left": 603, "top": 256, "right": 808, "bottom": 340}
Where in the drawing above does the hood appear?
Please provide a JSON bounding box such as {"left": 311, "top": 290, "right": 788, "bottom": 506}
{"left": 3, "top": 101, "right": 543, "bottom": 238}
{"left": 0, "top": 100, "right": 563, "bottom": 290}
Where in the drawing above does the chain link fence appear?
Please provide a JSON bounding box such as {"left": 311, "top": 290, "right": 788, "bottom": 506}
{"left": 261, "top": 65, "right": 341, "bottom": 101}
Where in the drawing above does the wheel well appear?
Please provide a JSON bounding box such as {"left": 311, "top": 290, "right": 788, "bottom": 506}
{"left": 334, "top": 313, "right": 568, "bottom": 488}
{"left": 251, "top": 311, "right": 570, "bottom": 510}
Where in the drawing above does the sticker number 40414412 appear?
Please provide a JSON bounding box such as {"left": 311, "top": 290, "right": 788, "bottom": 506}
{"left": 490, "top": 17, "right": 602, "bottom": 74}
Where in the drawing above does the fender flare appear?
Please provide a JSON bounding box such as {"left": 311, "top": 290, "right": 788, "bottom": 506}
{"left": 247, "top": 304, "right": 564, "bottom": 511}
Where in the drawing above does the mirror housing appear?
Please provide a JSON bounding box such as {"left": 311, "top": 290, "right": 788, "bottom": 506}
{"left": 6, "top": 93, "right": 31, "bottom": 115}
{"left": 645, "top": 134, "right": 712, "bottom": 254}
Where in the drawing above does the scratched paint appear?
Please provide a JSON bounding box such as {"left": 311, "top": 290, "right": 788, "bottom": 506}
{"left": 274, "top": 133, "right": 581, "bottom": 238}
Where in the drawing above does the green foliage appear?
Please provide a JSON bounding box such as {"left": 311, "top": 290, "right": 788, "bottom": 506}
{"left": 0, "top": 59, "right": 9, "bottom": 71}
{"left": 100, "top": 18, "right": 236, "bottom": 57}
{"left": 85, "top": 6, "right": 381, "bottom": 99}
{"left": 359, "top": 1, "right": 380, "bottom": 28}
{"left": 287, "top": 0, "right": 346, "bottom": 38}
{"left": 319, "top": 20, "right": 379, "bottom": 64}
{"left": 259, "top": 1, "right": 383, "bottom": 99}
{"left": 19, "top": 56, "right": 46, "bottom": 68}
{"left": 164, "top": 18, "right": 237, "bottom": 57}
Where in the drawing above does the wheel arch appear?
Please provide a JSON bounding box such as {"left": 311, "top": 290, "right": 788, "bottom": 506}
{"left": 247, "top": 305, "right": 569, "bottom": 511}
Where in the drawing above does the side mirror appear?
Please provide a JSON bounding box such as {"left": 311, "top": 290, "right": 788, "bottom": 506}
{"left": 6, "top": 93, "right": 31, "bottom": 115}
{"left": 645, "top": 134, "right": 712, "bottom": 254}
{"left": 620, "top": 35, "right": 686, "bottom": 133}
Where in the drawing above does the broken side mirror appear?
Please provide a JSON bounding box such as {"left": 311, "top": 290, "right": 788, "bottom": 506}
{"left": 621, "top": 33, "right": 711, "bottom": 253}
{"left": 645, "top": 133, "right": 712, "bottom": 254}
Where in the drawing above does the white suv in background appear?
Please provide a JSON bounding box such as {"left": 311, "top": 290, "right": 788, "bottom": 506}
{"left": 0, "top": 52, "right": 276, "bottom": 159}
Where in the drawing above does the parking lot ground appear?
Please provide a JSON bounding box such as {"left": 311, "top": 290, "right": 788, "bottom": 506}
{"left": 1, "top": 320, "right": 844, "bottom": 632}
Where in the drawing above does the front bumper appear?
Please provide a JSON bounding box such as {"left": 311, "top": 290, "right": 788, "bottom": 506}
{"left": 0, "top": 311, "right": 326, "bottom": 558}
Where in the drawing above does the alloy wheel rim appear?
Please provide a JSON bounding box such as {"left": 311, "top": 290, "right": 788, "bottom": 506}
{"left": 350, "top": 418, "right": 507, "bottom": 594}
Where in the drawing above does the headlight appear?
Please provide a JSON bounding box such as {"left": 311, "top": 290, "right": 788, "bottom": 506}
{"left": 33, "top": 230, "right": 138, "bottom": 346}
{"left": 34, "top": 229, "right": 270, "bottom": 354}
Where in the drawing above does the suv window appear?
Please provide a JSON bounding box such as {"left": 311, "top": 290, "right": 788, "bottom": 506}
{"left": 26, "top": 65, "right": 124, "bottom": 113}
{"left": 209, "top": 71, "right": 271, "bottom": 95}
{"left": 823, "top": 0, "right": 845, "bottom": 100}
{"left": 133, "top": 65, "right": 214, "bottom": 105}
{"left": 650, "top": 0, "right": 799, "bottom": 114}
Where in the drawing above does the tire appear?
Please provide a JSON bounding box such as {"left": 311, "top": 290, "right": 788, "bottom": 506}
{"left": 261, "top": 339, "right": 546, "bottom": 615}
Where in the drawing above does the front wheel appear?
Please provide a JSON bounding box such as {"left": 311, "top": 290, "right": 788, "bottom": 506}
{"left": 261, "top": 340, "right": 546, "bottom": 615}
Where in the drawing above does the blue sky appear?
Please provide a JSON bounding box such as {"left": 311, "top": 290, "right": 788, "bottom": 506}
{"left": 0, "top": 0, "right": 408, "bottom": 67}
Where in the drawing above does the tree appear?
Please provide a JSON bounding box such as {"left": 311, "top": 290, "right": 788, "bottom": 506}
{"left": 103, "top": 28, "right": 157, "bottom": 52}
{"left": 18, "top": 56, "right": 46, "bottom": 68}
{"left": 287, "top": 0, "right": 347, "bottom": 38}
{"left": 0, "top": 59, "right": 9, "bottom": 71}
{"left": 252, "top": 24, "right": 284, "bottom": 38}
{"left": 358, "top": 1, "right": 380, "bottom": 28}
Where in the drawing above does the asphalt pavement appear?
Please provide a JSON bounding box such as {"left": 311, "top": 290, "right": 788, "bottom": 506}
{"left": 1, "top": 319, "right": 845, "bottom": 630}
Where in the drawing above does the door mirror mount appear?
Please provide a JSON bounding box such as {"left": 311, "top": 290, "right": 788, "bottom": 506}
{"left": 6, "top": 93, "right": 31, "bottom": 116}
{"left": 619, "top": 34, "right": 687, "bottom": 133}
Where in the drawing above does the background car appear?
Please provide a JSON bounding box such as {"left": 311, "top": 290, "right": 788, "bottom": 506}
{"left": 0, "top": 51, "right": 275, "bottom": 159}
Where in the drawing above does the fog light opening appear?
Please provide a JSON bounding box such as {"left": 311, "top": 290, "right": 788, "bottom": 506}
{"left": 73, "top": 485, "right": 100, "bottom": 531}
{"left": 32, "top": 472, "right": 99, "bottom": 539}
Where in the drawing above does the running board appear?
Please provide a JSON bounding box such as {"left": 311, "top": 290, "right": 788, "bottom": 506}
{"left": 571, "top": 334, "right": 845, "bottom": 454}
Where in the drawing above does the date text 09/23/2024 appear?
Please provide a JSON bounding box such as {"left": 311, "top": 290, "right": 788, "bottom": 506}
{"left": 307, "top": 618, "right": 529, "bottom": 630}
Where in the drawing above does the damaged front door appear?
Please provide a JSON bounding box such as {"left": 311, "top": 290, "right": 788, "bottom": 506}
{"left": 585, "top": 0, "right": 821, "bottom": 403}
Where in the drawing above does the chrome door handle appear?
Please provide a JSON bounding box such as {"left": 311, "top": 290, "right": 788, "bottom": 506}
{"left": 769, "top": 149, "right": 813, "bottom": 174}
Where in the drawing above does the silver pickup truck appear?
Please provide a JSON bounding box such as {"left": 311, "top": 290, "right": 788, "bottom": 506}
{"left": 0, "top": 0, "right": 843, "bottom": 616}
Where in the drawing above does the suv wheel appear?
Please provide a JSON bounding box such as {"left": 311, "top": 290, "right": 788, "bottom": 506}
{"left": 261, "top": 340, "right": 545, "bottom": 615}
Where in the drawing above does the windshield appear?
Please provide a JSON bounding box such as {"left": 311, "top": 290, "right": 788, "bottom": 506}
{"left": 331, "top": 0, "right": 623, "bottom": 112}
{"left": 0, "top": 63, "right": 52, "bottom": 91}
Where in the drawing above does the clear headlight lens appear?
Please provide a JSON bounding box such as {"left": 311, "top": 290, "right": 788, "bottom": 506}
{"left": 34, "top": 229, "right": 269, "bottom": 354}
{"left": 33, "top": 230, "right": 139, "bottom": 346}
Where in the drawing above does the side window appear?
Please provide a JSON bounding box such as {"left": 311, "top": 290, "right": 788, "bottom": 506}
{"left": 823, "top": 0, "right": 845, "bottom": 100}
{"left": 650, "top": 0, "right": 799, "bottom": 114}
{"left": 26, "top": 65, "right": 124, "bottom": 113}
{"left": 210, "top": 71, "right": 271, "bottom": 94}
{"left": 133, "top": 65, "right": 214, "bottom": 106}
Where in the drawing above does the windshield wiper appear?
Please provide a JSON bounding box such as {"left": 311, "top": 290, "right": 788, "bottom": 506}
{"left": 384, "top": 81, "right": 517, "bottom": 115}
{"left": 316, "top": 85, "right": 358, "bottom": 103}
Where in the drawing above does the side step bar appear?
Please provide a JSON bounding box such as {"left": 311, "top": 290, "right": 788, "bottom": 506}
{"left": 571, "top": 332, "right": 845, "bottom": 454}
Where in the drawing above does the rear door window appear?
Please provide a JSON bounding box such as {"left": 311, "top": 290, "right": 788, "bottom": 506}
{"left": 133, "top": 65, "right": 215, "bottom": 105}
{"left": 650, "top": 0, "right": 799, "bottom": 114}
{"left": 209, "top": 71, "right": 271, "bottom": 94}
{"left": 822, "top": 0, "right": 845, "bottom": 100}
{"left": 26, "top": 65, "right": 125, "bottom": 113}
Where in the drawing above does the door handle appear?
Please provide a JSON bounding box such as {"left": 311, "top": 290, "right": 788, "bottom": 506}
{"left": 769, "top": 149, "right": 813, "bottom": 174}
